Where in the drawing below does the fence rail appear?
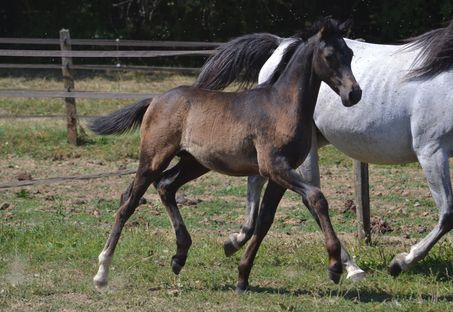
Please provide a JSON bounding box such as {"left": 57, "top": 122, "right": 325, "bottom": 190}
{"left": 0, "top": 29, "right": 208, "bottom": 143}
{"left": 0, "top": 169, "right": 136, "bottom": 190}
{"left": 0, "top": 49, "right": 214, "bottom": 58}
{"left": 0, "top": 37, "right": 222, "bottom": 48}
{"left": 0, "top": 89, "right": 157, "bottom": 99}
{"left": 0, "top": 63, "right": 200, "bottom": 73}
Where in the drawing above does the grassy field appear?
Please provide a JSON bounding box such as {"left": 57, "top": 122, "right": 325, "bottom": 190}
{"left": 1, "top": 71, "right": 453, "bottom": 311}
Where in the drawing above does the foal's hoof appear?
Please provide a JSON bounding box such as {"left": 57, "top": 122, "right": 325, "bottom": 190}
{"left": 327, "top": 268, "right": 341, "bottom": 284}
{"left": 224, "top": 237, "right": 240, "bottom": 257}
{"left": 328, "top": 269, "right": 342, "bottom": 284}
{"left": 388, "top": 253, "right": 408, "bottom": 277}
{"left": 235, "top": 282, "right": 248, "bottom": 294}
{"left": 171, "top": 257, "right": 184, "bottom": 275}
{"left": 328, "top": 262, "right": 343, "bottom": 284}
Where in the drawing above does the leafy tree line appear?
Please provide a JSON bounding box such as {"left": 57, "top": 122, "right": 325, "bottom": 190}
{"left": 1, "top": 0, "right": 452, "bottom": 43}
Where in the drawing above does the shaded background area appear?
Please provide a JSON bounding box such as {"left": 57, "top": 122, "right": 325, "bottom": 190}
{"left": 1, "top": 0, "right": 453, "bottom": 42}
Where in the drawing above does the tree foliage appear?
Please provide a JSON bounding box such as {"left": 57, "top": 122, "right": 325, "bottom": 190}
{"left": 1, "top": 0, "right": 452, "bottom": 42}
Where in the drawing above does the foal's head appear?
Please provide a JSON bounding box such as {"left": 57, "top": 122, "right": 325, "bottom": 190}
{"left": 309, "top": 19, "right": 362, "bottom": 107}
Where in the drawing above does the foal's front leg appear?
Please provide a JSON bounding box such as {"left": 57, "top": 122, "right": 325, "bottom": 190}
{"left": 237, "top": 180, "right": 286, "bottom": 292}
{"left": 264, "top": 160, "right": 343, "bottom": 283}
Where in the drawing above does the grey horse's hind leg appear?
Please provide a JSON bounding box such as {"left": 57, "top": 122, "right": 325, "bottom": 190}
{"left": 224, "top": 175, "right": 266, "bottom": 256}
{"left": 389, "top": 147, "right": 453, "bottom": 276}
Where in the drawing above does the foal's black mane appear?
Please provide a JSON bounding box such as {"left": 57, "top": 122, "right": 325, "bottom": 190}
{"left": 195, "top": 18, "right": 341, "bottom": 90}
{"left": 405, "top": 19, "right": 453, "bottom": 79}
{"left": 195, "top": 33, "right": 281, "bottom": 90}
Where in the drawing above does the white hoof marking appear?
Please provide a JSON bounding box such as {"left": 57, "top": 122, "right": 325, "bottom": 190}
{"left": 346, "top": 268, "right": 365, "bottom": 282}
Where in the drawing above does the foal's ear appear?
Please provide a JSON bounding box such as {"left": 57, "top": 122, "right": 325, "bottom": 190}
{"left": 318, "top": 25, "right": 331, "bottom": 40}
{"left": 339, "top": 19, "right": 353, "bottom": 34}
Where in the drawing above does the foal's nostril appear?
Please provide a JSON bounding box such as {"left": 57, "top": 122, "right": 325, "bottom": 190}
{"left": 348, "top": 88, "right": 362, "bottom": 104}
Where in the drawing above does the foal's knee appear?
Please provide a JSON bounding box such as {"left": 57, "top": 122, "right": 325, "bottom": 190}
{"left": 307, "top": 189, "right": 328, "bottom": 214}
{"left": 154, "top": 179, "right": 176, "bottom": 202}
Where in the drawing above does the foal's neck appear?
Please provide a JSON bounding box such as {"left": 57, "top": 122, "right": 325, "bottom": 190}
{"left": 273, "top": 40, "right": 321, "bottom": 122}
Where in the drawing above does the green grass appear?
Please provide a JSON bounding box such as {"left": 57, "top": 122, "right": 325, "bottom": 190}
{"left": 1, "top": 72, "right": 453, "bottom": 311}
{"left": 0, "top": 120, "right": 141, "bottom": 161}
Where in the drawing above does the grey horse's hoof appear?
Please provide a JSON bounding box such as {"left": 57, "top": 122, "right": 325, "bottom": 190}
{"left": 224, "top": 234, "right": 241, "bottom": 257}
{"left": 346, "top": 268, "right": 366, "bottom": 282}
{"left": 224, "top": 239, "right": 240, "bottom": 257}
{"left": 93, "top": 276, "right": 108, "bottom": 290}
{"left": 171, "top": 257, "right": 184, "bottom": 275}
{"left": 388, "top": 253, "right": 408, "bottom": 277}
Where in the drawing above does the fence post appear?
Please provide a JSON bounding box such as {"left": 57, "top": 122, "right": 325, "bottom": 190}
{"left": 354, "top": 160, "right": 371, "bottom": 244}
{"left": 59, "top": 29, "right": 78, "bottom": 145}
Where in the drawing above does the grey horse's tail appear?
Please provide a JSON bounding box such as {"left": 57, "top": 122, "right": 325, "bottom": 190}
{"left": 194, "top": 33, "right": 282, "bottom": 90}
{"left": 89, "top": 98, "right": 151, "bottom": 135}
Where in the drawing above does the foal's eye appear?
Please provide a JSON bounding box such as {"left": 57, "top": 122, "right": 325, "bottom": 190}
{"left": 324, "top": 48, "right": 335, "bottom": 60}
{"left": 325, "top": 52, "right": 334, "bottom": 60}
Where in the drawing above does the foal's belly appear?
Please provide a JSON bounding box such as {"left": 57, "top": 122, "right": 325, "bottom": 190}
{"left": 181, "top": 125, "right": 259, "bottom": 176}
{"left": 184, "top": 144, "right": 259, "bottom": 176}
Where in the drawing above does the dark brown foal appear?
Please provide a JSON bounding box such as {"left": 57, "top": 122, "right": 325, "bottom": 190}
{"left": 91, "top": 18, "right": 361, "bottom": 292}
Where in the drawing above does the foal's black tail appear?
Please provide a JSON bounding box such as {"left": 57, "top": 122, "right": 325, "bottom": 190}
{"left": 195, "top": 33, "right": 282, "bottom": 90}
{"left": 89, "top": 98, "right": 151, "bottom": 135}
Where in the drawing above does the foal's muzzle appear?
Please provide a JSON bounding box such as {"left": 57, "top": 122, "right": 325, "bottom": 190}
{"left": 340, "top": 84, "right": 362, "bottom": 107}
{"left": 348, "top": 86, "right": 362, "bottom": 106}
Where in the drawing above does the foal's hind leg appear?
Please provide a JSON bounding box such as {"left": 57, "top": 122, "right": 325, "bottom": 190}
{"left": 153, "top": 155, "right": 209, "bottom": 275}
{"left": 389, "top": 146, "right": 453, "bottom": 276}
{"left": 93, "top": 148, "right": 176, "bottom": 289}
{"left": 93, "top": 166, "right": 160, "bottom": 289}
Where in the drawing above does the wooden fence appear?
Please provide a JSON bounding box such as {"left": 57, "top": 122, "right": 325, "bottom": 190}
{"left": 0, "top": 31, "right": 371, "bottom": 243}
{"left": 0, "top": 29, "right": 216, "bottom": 144}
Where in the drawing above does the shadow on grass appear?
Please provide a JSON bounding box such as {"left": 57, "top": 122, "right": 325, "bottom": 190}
{"left": 363, "top": 255, "right": 453, "bottom": 281}
{"left": 409, "top": 257, "right": 453, "bottom": 281}
{"left": 216, "top": 274, "right": 453, "bottom": 303}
